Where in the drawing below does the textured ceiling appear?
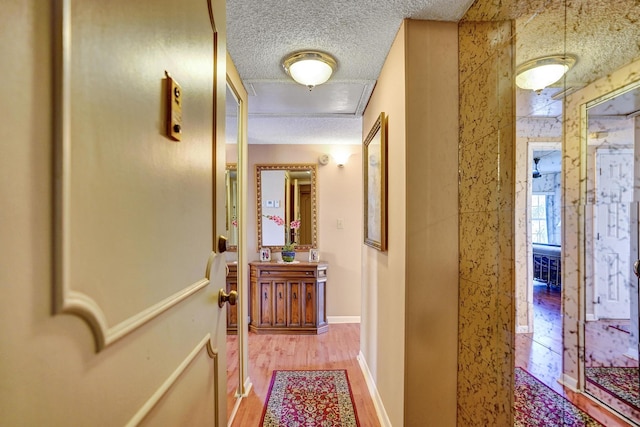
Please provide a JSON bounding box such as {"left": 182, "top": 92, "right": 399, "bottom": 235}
{"left": 226, "top": 0, "right": 476, "bottom": 144}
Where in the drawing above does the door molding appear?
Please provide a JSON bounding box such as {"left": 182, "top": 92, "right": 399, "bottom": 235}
{"left": 125, "top": 334, "right": 220, "bottom": 426}
{"left": 52, "top": 0, "right": 219, "bottom": 352}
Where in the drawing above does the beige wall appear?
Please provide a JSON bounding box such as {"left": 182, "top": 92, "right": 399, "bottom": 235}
{"left": 360, "top": 20, "right": 459, "bottom": 426}
{"left": 230, "top": 143, "right": 363, "bottom": 318}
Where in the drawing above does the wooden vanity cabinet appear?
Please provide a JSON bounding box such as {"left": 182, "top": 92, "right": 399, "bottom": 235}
{"left": 226, "top": 263, "right": 238, "bottom": 334}
{"left": 249, "top": 261, "right": 328, "bottom": 334}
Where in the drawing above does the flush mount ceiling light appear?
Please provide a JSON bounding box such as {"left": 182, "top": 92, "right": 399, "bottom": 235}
{"left": 516, "top": 54, "right": 577, "bottom": 92}
{"left": 282, "top": 51, "right": 337, "bottom": 89}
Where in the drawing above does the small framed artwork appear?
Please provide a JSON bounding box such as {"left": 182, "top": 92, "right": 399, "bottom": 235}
{"left": 260, "top": 247, "right": 271, "bottom": 262}
{"left": 363, "top": 112, "right": 388, "bottom": 251}
{"left": 309, "top": 249, "right": 319, "bottom": 262}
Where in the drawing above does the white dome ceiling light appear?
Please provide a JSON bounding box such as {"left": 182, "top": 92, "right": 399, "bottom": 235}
{"left": 282, "top": 51, "right": 337, "bottom": 89}
{"left": 516, "top": 55, "right": 577, "bottom": 92}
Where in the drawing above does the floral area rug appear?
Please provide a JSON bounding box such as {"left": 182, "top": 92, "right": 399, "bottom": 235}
{"left": 585, "top": 366, "right": 640, "bottom": 411}
{"left": 260, "top": 370, "right": 360, "bottom": 427}
{"left": 515, "top": 367, "right": 603, "bottom": 426}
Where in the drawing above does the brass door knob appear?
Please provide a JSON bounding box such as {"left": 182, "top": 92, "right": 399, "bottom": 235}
{"left": 218, "top": 289, "right": 238, "bottom": 308}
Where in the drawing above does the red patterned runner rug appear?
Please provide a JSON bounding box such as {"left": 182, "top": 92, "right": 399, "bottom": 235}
{"left": 585, "top": 366, "right": 640, "bottom": 411}
{"left": 515, "top": 367, "right": 603, "bottom": 426}
{"left": 260, "top": 369, "right": 360, "bottom": 427}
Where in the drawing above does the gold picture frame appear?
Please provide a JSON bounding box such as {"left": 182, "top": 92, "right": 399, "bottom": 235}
{"left": 363, "top": 112, "right": 387, "bottom": 251}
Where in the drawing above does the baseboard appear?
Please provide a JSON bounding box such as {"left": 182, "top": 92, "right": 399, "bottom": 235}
{"left": 516, "top": 325, "right": 530, "bottom": 333}
{"left": 328, "top": 316, "right": 361, "bottom": 324}
{"left": 585, "top": 313, "right": 597, "bottom": 322}
{"left": 557, "top": 373, "right": 578, "bottom": 392}
{"left": 357, "top": 351, "right": 392, "bottom": 427}
{"left": 227, "top": 378, "right": 252, "bottom": 427}
{"left": 624, "top": 347, "right": 639, "bottom": 361}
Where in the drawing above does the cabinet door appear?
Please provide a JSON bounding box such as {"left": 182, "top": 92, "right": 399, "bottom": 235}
{"left": 258, "top": 281, "right": 272, "bottom": 327}
{"left": 274, "top": 281, "right": 286, "bottom": 326}
{"left": 303, "top": 280, "right": 316, "bottom": 327}
{"left": 316, "top": 279, "right": 326, "bottom": 327}
{"left": 226, "top": 278, "right": 238, "bottom": 330}
{"left": 287, "top": 281, "right": 302, "bottom": 327}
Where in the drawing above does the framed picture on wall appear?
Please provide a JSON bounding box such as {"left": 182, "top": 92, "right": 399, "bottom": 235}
{"left": 260, "top": 247, "right": 271, "bottom": 262}
{"left": 363, "top": 112, "right": 388, "bottom": 251}
{"left": 309, "top": 249, "right": 319, "bottom": 262}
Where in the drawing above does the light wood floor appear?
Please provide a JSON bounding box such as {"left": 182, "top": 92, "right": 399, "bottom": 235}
{"left": 515, "top": 282, "right": 636, "bottom": 426}
{"left": 226, "top": 293, "right": 636, "bottom": 426}
{"left": 226, "top": 323, "right": 380, "bottom": 426}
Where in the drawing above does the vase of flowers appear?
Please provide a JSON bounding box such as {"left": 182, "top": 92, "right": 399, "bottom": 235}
{"left": 263, "top": 215, "right": 301, "bottom": 262}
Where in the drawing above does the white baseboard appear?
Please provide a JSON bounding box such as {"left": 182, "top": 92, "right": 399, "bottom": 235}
{"left": 357, "top": 351, "right": 391, "bottom": 427}
{"left": 624, "top": 347, "right": 639, "bottom": 361}
{"left": 516, "top": 325, "right": 530, "bottom": 333}
{"left": 585, "top": 313, "right": 597, "bottom": 322}
{"left": 328, "top": 316, "right": 361, "bottom": 324}
{"left": 557, "top": 373, "right": 578, "bottom": 392}
{"left": 227, "top": 378, "right": 252, "bottom": 427}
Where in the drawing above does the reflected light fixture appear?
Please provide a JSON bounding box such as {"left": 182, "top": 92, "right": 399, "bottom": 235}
{"left": 532, "top": 157, "right": 542, "bottom": 179}
{"left": 516, "top": 55, "right": 576, "bottom": 92}
{"left": 282, "top": 51, "right": 337, "bottom": 89}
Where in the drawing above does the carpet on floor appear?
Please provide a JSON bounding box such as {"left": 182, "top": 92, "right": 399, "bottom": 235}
{"left": 585, "top": 366, "right": 640, "bottom": 411}
{"left": 260, "top": 369, "right": 360, "bottom": 427}
{"left": 515, "top": 367, "right": 603, "bottom": 426}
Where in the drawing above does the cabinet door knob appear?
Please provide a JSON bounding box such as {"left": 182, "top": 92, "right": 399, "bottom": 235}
{"left": 264, "top": 291, "right": 267, "bottom": 300}
{"left": 279, "top": 292, "right": 282, "bottom": 299}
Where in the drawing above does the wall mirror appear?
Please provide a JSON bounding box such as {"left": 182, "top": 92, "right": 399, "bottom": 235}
{"left": 256, "top": 164, "right": 317, "bottom": 251}
{"left": 582, "top": 79, "right": 640, "bottom": 417}
{"left": 225, "top": 80, "right": 239, "bottom": 251}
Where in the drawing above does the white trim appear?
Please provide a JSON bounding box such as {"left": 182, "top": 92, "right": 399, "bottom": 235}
{"left": 327, "top": 316, "right": 361, "bottom": 324}
{"left": 624, "top": 347, "right": 639, "bottom": 361}
{"left": 227, "top": 377, "right": 252, "bottom": 427}
{"left": 557, "top": 373, "right": 578, "bottom": 392}
{"left": 516, "top": 325, "right": 531, "bottom": 333}
{"left": 357, "top": 351, "right": 391, "bottom": 427}
{"left": 585, "top": 313, "right": 598, "bottom": 322}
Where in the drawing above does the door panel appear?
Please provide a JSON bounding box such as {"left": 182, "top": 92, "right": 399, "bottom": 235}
{"left": 595, "top": 149, "right": 633, "bottom": 319}
{"left": 0, "top": 0, "right": 228, "bottom": 425}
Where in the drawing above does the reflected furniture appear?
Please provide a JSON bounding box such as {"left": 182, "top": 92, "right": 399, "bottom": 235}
{"left": 249, "top": 261, "right": 328, "bottom": 334}
{"left": 226, "top": 263, "right": 238, "bottom": 334}
{"left": 533, "top": 244, "right": 561, "bottom": 288}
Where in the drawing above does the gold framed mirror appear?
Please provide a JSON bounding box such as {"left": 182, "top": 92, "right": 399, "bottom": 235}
{"left": 256, "top": 164, "right": 318, "bottom": 251}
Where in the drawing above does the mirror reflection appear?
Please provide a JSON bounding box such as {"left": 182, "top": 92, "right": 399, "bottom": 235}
{"left": 225, "top": 81, "right": 239, "bottom": 251}
{"left": 256, "top": 164, "right": 317, "bottom": 251}
{"left": 225, "top": 164, "right": 238, "bottom": 250}
{"left": 584, "top": 82, "right": 640, "bottom": 414}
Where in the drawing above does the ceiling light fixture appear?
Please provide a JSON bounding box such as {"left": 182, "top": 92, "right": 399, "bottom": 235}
{"left": 516, "top": 55, "right": 577, "bottom": 92}
{"left": 282, "top": 51, "right": 337, "bottom": 89}
{"left": 532, "top": 157, "right": 542, "bottom": 179}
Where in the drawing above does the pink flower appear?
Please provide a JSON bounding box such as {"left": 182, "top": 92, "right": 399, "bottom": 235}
{"left": 290, "top": 219, "right": 301, "bottom": 230}
{"left": 264, "top": 215, "right": 285, "bottom": 226}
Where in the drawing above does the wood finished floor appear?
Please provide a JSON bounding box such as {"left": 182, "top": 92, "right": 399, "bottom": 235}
{"left": 515, "top": 282, "right": 636, "bottom": 426}
{"left": 226, "top": 288, "right": 636, "bottom": 426}
{"left": 226, "top": 324, "right": 380, "bottom": 426}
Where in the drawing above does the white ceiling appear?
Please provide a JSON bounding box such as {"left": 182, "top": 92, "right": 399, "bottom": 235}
{"left": 226, "top": 0, "right": 476, "bottom": 145}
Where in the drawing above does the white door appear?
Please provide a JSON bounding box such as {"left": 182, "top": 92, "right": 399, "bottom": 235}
{"left": 594, "top": 148, "right": 634, "bottom": 319}
{"left": 0, "top": 0, "right": 228, "bottom": 425}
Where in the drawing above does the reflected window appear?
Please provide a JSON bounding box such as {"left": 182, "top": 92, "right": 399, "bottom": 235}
{"left": 532, "top": 194, "right": 549, "bottom": 244}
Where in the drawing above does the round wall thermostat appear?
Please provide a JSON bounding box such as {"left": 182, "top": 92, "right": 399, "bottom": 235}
{"left": 318, "top": 154, "right": 330, "bottom": 165}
